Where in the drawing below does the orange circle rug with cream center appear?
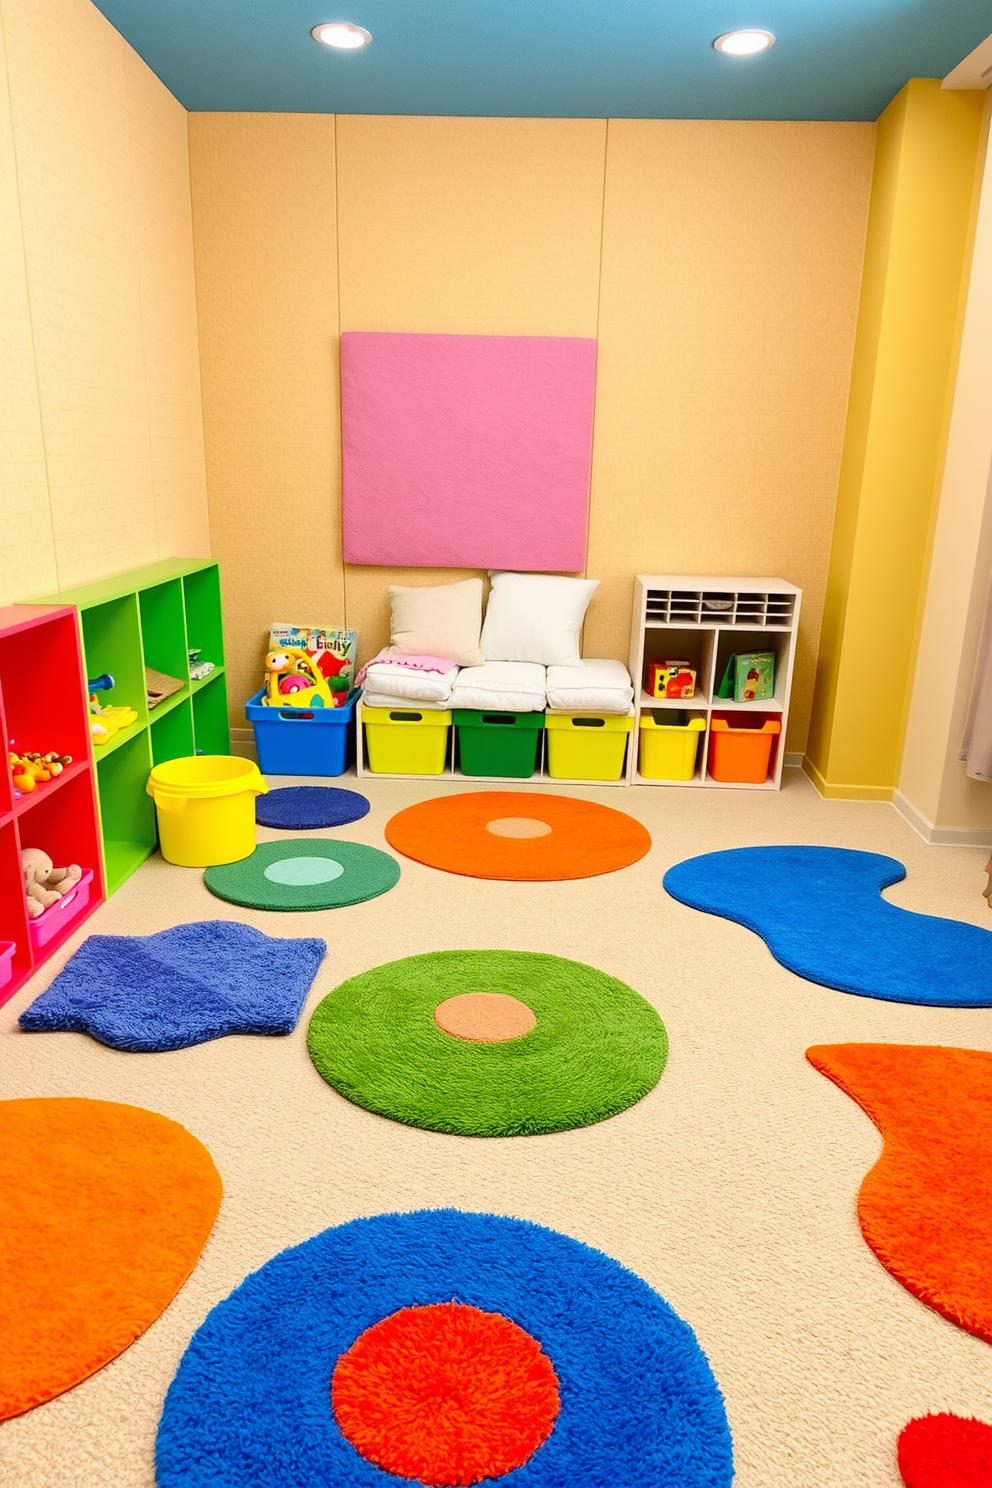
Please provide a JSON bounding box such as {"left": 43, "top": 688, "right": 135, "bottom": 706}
{"left": 384, "top": 791, "right": 651, "bottom": 880}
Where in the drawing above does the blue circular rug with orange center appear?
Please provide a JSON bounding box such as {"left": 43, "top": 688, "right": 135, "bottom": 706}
{"left": 155, "top": 1210, "right": 733, "bottom": 1487}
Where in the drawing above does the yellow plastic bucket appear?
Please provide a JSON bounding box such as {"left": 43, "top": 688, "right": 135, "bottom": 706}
{"left": 146, "top": 755, "right": 267, "bottom": 867}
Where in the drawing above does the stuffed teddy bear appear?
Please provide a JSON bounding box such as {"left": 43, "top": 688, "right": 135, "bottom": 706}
{"left": 22, "top": 848, "right": 82, "bottom": 919}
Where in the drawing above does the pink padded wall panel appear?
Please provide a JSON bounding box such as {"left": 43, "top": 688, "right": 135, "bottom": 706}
{"left": 341, "top": 331, "right": 597, "bottom": 569}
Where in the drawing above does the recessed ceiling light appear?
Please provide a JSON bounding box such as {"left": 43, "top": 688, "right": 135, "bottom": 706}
{"left": 713, "top": 28, "right": 776, "bottom": 57}
{"left": 311, "top": 22, "right": 372, "bottom": 50}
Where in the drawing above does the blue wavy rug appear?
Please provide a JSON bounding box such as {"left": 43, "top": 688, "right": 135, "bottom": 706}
{"left": 19, "top": 921, "right": 326, "bottom": 1051}
{"left": 156, "top": 1209, "right": 733, "bottom": 1488}
{"left": 256, "top": 786, "right": 370, "bottom": 830}
{"left": 663, "top": 846, "right": 992, "bottom": 1008}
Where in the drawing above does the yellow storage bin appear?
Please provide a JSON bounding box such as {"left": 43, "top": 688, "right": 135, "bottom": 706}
{"left": 638, "top": 713, "right": 705, "bottom": 780}
{"left": 146, "top": 755, "right": 266, "bottom": 867}
{"left": 363, "top": 706, "right": 452, "bottom": 775}
{"left": 545, "top": 712, "right": 633, "bottom": 781}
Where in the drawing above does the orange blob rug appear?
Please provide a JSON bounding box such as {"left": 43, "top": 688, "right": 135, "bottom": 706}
{"left": 0, "top": 1097, "right": 222, "bottom": 1420}
{"left": 384, "top": 791, "right": 652, "bottom": 880}
{"left": 806, "top": 1044, "right": 992, "bottom": 1344}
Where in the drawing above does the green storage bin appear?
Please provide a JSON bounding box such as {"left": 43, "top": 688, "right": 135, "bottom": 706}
{"left": 454, "top": 710, "right": 545, "bottom": 779}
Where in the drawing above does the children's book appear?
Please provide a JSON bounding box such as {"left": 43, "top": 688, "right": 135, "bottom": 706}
{"left": 716, "top": 651, "right": 776, "bottom": 703}
{"left": 268, "top": 624, "right": 357, "bottom": 695}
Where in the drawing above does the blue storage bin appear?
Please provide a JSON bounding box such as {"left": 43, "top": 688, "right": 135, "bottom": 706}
{"left": 245, "top": 688, "right": 358, "bottom": 776}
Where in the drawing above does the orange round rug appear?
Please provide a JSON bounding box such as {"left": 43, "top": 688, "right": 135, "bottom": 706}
{"left": 384, "top": 791, "right": 651, "bottom": 880}
{"left": 0, "top": 1097, "right": 222, "bottom": 1420}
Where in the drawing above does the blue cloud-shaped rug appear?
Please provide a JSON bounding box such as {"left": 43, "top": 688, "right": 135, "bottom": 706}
{"left": 663, "top": 846, "right": 992, "bottom": 1008}
{"left": 19, "top": 921, "right": 327, "bottom": 1051}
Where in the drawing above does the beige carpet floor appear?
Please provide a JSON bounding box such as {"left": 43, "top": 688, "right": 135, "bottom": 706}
{"left": 3, "top": 767, "right": 992, "bottom": 1487}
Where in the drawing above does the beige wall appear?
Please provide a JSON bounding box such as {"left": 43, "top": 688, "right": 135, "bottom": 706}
{"left": 189, "top": 114, "right": 874, "bottom": 743}
{"left": 0, "top": 0, "right": 209, "bottom": 608}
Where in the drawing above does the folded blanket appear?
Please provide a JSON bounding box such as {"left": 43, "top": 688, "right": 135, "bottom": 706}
{"left": 357, "top": 647, "right": 457, "bottom": 686}
{"left": 361, "top": 660, "right": 459, "bottom": 705}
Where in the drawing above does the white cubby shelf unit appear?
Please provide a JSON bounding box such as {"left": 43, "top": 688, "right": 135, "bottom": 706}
{"left": 628, "top": 575, "right": 802, "bottom": 790}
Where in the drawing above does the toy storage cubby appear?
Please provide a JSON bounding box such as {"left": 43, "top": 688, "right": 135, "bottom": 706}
{"left": 628, "top": 575, "right": 801, "bottom": 789}
{"left": 27, "top": 560, "right": 230, "bottom": 894}
{"left": 0, "top": 605, "right": 105, "bottom": 1007}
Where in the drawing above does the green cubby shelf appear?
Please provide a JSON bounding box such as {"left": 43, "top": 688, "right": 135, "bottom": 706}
{"left": 25, "top": 559, "right": 230, "bottom": 895}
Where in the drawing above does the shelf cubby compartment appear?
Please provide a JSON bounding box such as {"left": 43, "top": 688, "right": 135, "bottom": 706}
{"left": 24, "top": 559, "right": 231, "bottom": 896}
{"left": 629, "top": 575, "right": 801, "bottom": 790}
{"left": 0, "top": 604, "right": 105, "bottom": 1006}
{"left": 192, "top": 671, "right": 230, "bottom": 754}
{"left": 183, "top": 566, "right": 225, "bottom": 672}
{"left": 151, "top": 699, "right": 195, "bottom": 765}
{"left": 96, "top": 730, "right": 156, "bottom": 894}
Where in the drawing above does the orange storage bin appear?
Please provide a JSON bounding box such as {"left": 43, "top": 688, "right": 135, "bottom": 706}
{"left": 708, "top": 717, "right": 780, "bottom": 784}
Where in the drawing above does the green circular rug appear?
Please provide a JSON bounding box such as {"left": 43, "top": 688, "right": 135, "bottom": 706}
{"left": 204, "top": 840, "right": 400, "bottom": 911}
{"left": 306, "top": 950, "right": 668, "bottom": 1136}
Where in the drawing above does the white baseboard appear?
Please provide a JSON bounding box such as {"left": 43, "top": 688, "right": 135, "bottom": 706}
{"left": 891, "top": 789, "right": 992, "bottom": 847}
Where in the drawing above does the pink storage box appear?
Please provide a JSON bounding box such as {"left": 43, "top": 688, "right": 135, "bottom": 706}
{"left": 0, "top": 941, "right": 15, "bottom": 991}
{"left": 28, "top": 869, "right": 94, "bottom": 952}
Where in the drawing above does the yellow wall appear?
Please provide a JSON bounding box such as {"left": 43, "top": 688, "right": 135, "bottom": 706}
{"left": 804, "top": 80, "right": 986, "bottom": 798}
{"left": 189, "top": 114, "right": 873, "bottom": 741}
{"left": 0, "top": 0, "right": 209, "bottom": 607}
{"left": 897, "top": 95, "right": 992, "bottom": 840}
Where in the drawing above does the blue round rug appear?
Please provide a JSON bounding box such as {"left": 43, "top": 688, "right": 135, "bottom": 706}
{"left": 256, "top": 786, "right": 371, "bottom": 831}
{"left": 156, "top": 1209, "right": 733, "bottom": 1487}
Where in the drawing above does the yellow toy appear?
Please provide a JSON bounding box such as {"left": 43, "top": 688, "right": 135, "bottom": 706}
{"left": 89, "top": 693, "right": 138, "bottom": 744}
{"left": 263, "top": 648, "right": 336, "bottom": 710}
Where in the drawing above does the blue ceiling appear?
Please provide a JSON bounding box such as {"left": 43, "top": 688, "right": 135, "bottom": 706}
{"left": 91, "top": 0, "right": 989, "bottom": 121}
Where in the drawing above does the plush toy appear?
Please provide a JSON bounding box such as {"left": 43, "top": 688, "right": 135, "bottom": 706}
{"left": 22, "top": 848, "right": 82, "bottom": 919}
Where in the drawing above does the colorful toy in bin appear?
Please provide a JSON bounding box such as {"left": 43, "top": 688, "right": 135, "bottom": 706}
{"left": 22, "top": 848, "right": 83, "bottom": 919}
{"left": 647, "top": 660, "right": 696, "bottom": 700}
{"left": 263, "top": 624, "right": 356, "bottom": 709}
{"left": 87, "top": 673, "right": 138, "bottom": 745}
{"left": 263, "top": 649, "right": 338, "bottom": 710}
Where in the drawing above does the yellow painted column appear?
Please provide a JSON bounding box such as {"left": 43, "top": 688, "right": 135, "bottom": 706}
{"left": 805, "top": 79, "right": 986, "bottom": 799}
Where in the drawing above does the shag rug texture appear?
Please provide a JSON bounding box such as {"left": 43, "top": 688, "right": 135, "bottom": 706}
{"left": 0, "top": 1097, "right": 221, "bottom": 1420}
{"left": 385, "top": 791, "right": 652, "bottom": 880}
{"left": 664, "top": 846, "right": 992, "bottom": 1006}
{"left": 256, "top": 786, "right": 371, "bottom": 830}
{"left": 807, "top": 1044, "right": 992, "bottom": 1343}
{"left": 155, "top": 1209, "right": 733, "bottom": 1487}
{"left": 306, "top": 950, "right": 668, "bottom": 1135}
{"left": 331, "top": 1300, "right": 561, "bottom": 1484}
{"left": 205, "top": 839, "right": 400, "bottom": 911}
{"left": 18, "top": 921, "right": 326, "bottom": 1052}
{"left": 898, "top": 1414, "right": 992, "bottom": 1487}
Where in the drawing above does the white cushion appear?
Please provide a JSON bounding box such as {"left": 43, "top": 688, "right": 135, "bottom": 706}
{"left": 480, "top": 572, "right": 599, "bottom": 666}
{"left": 388, "top": 578, "right": 484, "bottom": 666}
{"left": 362, "top": 662, "right": 459, "bottom": 705}
{"left": 450, "top": 661, "right": 547, "bottom": 713}
{"left": 546, "top": 659, "right": 633, "bottom": 714}
{"left": 362, "top": 693, "right": 451, "bottom": 712}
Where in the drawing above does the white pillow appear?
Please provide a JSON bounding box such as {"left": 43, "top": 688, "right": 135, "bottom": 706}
{"left": 480, "top": 572, "right": 599, "bottom": 666}
{"left": 388, "top": 578, "right": 484, "bottom": 666}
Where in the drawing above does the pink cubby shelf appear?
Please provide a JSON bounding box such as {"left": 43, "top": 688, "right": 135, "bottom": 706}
{"left": 0, "top": 605, "right": 105, "bottom": 1007}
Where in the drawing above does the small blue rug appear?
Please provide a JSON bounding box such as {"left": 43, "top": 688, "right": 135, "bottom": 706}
{"left": 156, "top": 1209, "right": 733, "bottom": 1487}
{"left": 256, "top": 786, "right": 370, "bottom": 831}
{"left": 19, "top": 921, "right": 326, "bottom": 1051}
{"left": 663, "top": 845, "right": 992, "bottom": 1008}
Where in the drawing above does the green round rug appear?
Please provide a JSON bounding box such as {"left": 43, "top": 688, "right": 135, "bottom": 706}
{"left": 306, "top": 950, "right": 668, "bottom": 1136}
{"left": 204, "top": 840, "right": 400, "bottom": 911}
